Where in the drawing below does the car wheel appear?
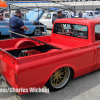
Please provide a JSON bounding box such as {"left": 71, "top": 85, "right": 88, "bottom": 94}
{"left": 46, "top": 67, "right": 71, "bottom": 91}
{"left": 34, "top": 28, "right": 42, "bottom": 36}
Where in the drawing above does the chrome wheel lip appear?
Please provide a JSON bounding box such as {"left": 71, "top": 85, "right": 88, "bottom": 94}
{"left": 50, "top": 67, "right": 70, "bottom": 89}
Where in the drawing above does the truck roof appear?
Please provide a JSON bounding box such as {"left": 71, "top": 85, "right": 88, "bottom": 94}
{"left": 54, "top": 18, "right": 100, "bottom": 26}
{"left": 85, "top": 10, "right": 99, "bottom": 12}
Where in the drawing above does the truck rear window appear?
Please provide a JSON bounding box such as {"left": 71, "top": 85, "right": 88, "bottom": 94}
{"left": 53, "top": 23, "right": 88, "bottom": 39}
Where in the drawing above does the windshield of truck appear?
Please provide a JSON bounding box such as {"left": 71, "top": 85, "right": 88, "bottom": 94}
{"left": 5, "top": 13, "right": 9, "bottom": 18}
{"left": 46, "top": 13, "right": 51, "bottom": 19}
{"left": 53, "top": 23, "right": 88, "bottom": 39}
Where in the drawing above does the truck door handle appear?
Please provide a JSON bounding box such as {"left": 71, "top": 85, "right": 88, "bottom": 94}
{"left": 98, "top": 47, "right": 100, "bottom": 49}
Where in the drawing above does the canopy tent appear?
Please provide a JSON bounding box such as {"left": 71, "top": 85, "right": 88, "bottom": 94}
{"left": 48, "top": 8, "right": 59, "bottom": 11}
{"left": 0, "top": 1, "right": 7, "bottom": 8}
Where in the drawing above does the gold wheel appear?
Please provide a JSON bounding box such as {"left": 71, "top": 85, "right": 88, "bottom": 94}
{"left": 50, "top": 67, "right": 70, "bottom": 89}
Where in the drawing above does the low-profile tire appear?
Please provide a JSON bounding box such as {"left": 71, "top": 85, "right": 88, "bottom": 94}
{"left": 34, "top": 28, "right": 42, "bottom": 36}
{"left": 46, "top": 67, "right": 71, "bottom": 91}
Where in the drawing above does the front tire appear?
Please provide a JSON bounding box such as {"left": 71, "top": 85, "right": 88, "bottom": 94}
{"left": 46, "top": 67, "right": 71, "bottom": 91}
{"left": 34, "top": 28, "right": 42, "bottom": 36}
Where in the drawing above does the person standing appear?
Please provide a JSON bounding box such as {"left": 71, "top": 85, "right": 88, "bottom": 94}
{"left": 71, "top": 11, "right": 74, "bottom": 18}
{"left": 52, "top": 11, "right": 64, "bottom": 24}
{"left": 83, "top": 11, "right": 87, "bottom": 18}
{"left": 78, "top": 11, "right": 83, "bottom": 18}
{"left": 0, "top": 13, "right": 3, "bottom": 21}
{"left": 10, "top": 9, "right": 29, "bottom": 38}
{"left": 52, "top": 11, "right": 65, "bottom": 32}
{"left": 67, "top": 10, "right": 72, "bottom": 18}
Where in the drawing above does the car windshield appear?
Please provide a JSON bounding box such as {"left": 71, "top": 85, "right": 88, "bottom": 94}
{"left": 5, "top": 13, "right": 9, "bottom": 18}
{"left": 21, "top": 13, "right": 26, "bottom": 20}
{"left": 46, "top": 13, "right": 51, "bottom": 19}
{"left": 53, "top": 23, "right": 88, "bottom": 39}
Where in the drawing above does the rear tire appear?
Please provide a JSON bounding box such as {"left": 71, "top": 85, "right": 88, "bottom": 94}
{"left": 34, "top": 28, "right": 42, "bottom": 36}
{"left": 46, "top": 67, "right": 71, "bottom": 91}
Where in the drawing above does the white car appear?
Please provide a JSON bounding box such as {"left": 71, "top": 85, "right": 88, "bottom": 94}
{"left": 39, "top": 12, "right": 67, "bottom": 29}
{"left": 84, "top": 11, "right": 100, "bottom": 19}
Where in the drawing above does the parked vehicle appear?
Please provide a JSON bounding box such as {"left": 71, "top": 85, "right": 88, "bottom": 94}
{"left": 0, "top": 8, "right": 47, "bottom": 36}
{"left": 74, "top": 11, "right": 100, "bottom": 19}
{"left": 0, "top": 18, "right": 100, "bottom": 94}
{"left": 84, "top": 11, "right": 100, "bottom": 19}
{"left": 39, "top": 12, "right": 67, "bottom": 29}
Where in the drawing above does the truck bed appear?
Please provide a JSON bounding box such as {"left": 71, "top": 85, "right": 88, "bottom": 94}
{"left": 0, "top": 35, "right": 89, "bottom": 57}
{"left": 0, "top": 35, "right": 90, "bottom": 71}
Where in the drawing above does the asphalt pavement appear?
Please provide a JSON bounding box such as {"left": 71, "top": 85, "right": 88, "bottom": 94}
{"left": 0, "top": 30, "right": 100, "bottom": 100}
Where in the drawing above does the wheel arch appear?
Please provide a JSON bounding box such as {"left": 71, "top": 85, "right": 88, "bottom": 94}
{"left": 34, "top": 27, "right": 44, "bottom": 32}
{"left": 14, "top": 39, "right": 36, "bottom": 49}
{"left": 45, "top": 64, "right": 75, "bottom": 85}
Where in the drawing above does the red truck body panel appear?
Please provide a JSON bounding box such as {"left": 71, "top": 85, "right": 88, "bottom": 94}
{"left": 0, "top": 18, "right": 100, "bottom": 94}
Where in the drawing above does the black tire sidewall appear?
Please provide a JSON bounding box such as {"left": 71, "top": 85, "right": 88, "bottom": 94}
{"left": 34, "top": 28, "right": 42, "bottom": 36}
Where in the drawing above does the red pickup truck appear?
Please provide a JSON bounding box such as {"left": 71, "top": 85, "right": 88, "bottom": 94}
{"left": 0, "top": 18, "right": 100, "bottom": 95}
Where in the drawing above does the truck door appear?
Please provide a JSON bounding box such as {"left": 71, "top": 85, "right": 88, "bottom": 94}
{"left": 94, "top": 24, "right": 100, "bottom": 70}
{"left": 44, "top": 13, "right": 52, "bottom": 28}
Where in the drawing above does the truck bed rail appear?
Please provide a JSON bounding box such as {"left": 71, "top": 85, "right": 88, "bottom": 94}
{"left": 9, "top": 31, "right": 61, "bottom": 50}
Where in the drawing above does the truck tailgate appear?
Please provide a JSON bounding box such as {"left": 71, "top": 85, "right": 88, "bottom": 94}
{"left": 0, "top": 48, "right": 17, "bottom": 88}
